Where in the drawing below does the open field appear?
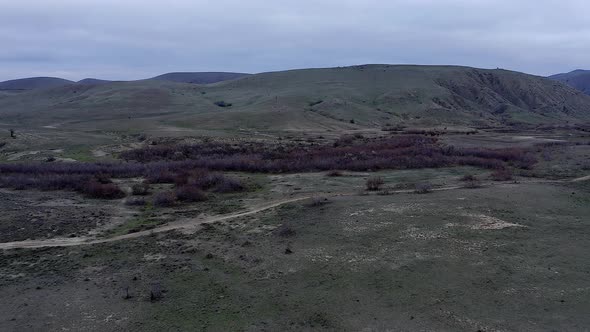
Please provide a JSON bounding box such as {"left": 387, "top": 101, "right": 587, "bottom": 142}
{"left": 0, "top": 123, "right": 588, "bottom": 331}
{"left": 0, "top": 65, "right": 589, "bottom": 331}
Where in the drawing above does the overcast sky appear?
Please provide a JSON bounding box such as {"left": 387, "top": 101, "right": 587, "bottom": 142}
{"left": 0, "top": 0, "right": 588, "bottom": 81}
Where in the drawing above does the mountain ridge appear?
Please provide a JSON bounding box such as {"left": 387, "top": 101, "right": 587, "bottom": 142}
{"left": 0, "top": 72, "right": 251, "bottom": 91}
{"left": 549, "top": 70, "right": 590, "bottom": 95}
{"left": 0, "top": 65, "right": 588, "bottom": 133}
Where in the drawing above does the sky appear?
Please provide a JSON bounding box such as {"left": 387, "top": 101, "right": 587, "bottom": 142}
{"left": 0, "top": 0, "right": 589, "bottom": 81}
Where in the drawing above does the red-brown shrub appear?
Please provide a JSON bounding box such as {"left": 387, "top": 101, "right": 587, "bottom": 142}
{"left": 175, "top": 185, "right": 207, "bottom": 202}
{"left": 153, "top": 191, "right": 177, "bottom": 207}
{"left": 83, "top": 180, "right": 126, "bottom": 199}
{"left": 490, "top": 169, "right": 513, "bottom": 181}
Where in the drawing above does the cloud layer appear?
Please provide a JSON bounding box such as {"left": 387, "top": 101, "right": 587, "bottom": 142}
{"left": 1, "top": 0, "right": 588, "bottom": 80}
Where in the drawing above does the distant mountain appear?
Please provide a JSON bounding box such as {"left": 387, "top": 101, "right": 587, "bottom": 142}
{"left": 77, "top": 78, "right": 113, "bottom": 85}
{"left": 0, "top": 77, "right": 74, "bottom": 91}
{"left": 150, "top": 72, "right": 250, "bottom": 84}
{"left": 0, "top": 65, "right": 589, "bottom": 133}
{"left": 549, "top": 70, "right": 590, "bottom": 95}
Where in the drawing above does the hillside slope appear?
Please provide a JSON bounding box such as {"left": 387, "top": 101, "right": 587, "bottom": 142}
{"left": 0, "top": 65, "right": 588, "bottom": 133}
{"left": 549, "top": 70, "right": 590, "bottom": 95}
{"left": 0, "top": 77, "right": 74, "bottom": 91}
{"left": 77, "top": 78, "right": 113, "bottom": 85}
{"left": 151, "top": 72, "right": 250, "bottom": 84}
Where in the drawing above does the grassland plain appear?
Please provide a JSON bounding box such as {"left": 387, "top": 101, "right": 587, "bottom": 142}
{"left": 0, "top": 65, "right": 589, "bottom": 331}
{"left": 0, "top": 177, "right": 588, "bottom": 331}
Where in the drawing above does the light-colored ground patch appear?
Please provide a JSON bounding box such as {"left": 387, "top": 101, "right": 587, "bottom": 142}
{"left": 402, "top": 225, "right": 448, "bottom": 240}
{"left": 143, "top": 253, "right": 167, "bottom": 261}
{"left": 381, "top": 202, "right": 424, "bottom": 214}
{"left": 447, "top": 214, "right": 526, "bottom": 230}
{"left": 36, "top": 198, "right": 90, "bottom": 207}
{"left": 7, "top": 150, "right": 41, "bottom": 161}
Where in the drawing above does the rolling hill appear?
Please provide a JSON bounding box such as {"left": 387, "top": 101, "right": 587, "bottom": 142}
{"left": 77, "top": 78, "right": 113, "bottom": 85}
{"left": 0, "top": 77, "right": 74, "bottom": 91}
{"left": 0, "top": 72, "right": 250, "bottom": 92}
{"left": 150, "top": 72, "right": 250, "bottom": 84}
{"left": 549, "top": 70, "right": 590, "bottom": 95}
{"left": 0, "top": 65, "right": 588, "bottom": 134}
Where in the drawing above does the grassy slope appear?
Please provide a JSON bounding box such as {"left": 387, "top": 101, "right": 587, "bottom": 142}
{"left": 0, "top": 65, "right": 589, "bottom": 134}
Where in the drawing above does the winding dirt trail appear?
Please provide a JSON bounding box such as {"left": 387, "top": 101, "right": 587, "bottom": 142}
{"left": 0, "top": 196, "right": 313, "bottom": 250}
{"left": 0, "top": 175, "right": 587, "bottom": 251}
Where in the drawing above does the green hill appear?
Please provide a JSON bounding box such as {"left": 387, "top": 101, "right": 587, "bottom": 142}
{"left": 0, "top": 65, "right": 588, "bottom": 135}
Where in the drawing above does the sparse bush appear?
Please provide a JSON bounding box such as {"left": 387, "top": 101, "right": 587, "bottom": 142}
{"left": 490, "top": 169, "right": 513, "bottom": 181}
{"left": 150, "top": 282, "right": 162, "bottom": 302}
{"left": 461, "top": 174, "right": 477, "bottom": 182}
{"left": 131, "top": 183, "right": 150, "bottom": 195}
{"left": 326, "top": 170, "right": 343, "bottom": 177}
{"left": 463, "top": 179, "right": 482, "bottom": 189}
{"left": 175, "top": 185, "right": 207, "bottom": 202}
{"left": 214, "top": 101, "right": 232, "bottom": 107}
{"left": 213, "top": 176, "right": 245, "bottom": 193}
{"left": 310, "top": 196, "right": 329, "bottom": 207}
{"left": 277, "top": 226, "right": 296, "bottom": 238}
{"left": 94, "top": 173, "right": 112, "bottom": 184}
{"left": 415, "top": 182, "right": 433, "bottom": 194}
{"left": 366, "top": 176, "right": 384, "bottom": 191}
{"left": 153, "top": 191, "right": 177, "bottom": 207}
{"left": 145, "top": 169, "right": 176, "bottom": 184}
{"left": 83, "top": 180, "right": 126, "bottom": 199}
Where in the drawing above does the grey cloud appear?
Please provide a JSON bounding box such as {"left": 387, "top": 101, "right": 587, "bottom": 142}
{"left": 0, "top": 0, "right": 588, "bottom": 80}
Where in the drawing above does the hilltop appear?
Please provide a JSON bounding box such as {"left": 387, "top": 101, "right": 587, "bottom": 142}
{"left": 150, "top": 72, "right": 250, "bottom": 84}
{"left": 0, "top": 77, "right": 74, "bottom": 91}
{"left": 0, "top": 72, "right": 250, "bottom": 92}
{"left": 549, "top": 70, "right": 590, "bottom": 95}
{"left": 0, "top": 65, "right": 588, "bottom": 134}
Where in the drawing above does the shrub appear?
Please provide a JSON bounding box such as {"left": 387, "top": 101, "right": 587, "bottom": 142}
{"left": 415, "top": 182, "right": 433, "bottom": 194}
{"left": 131, "top": 183, "right": 150, "bottom": 195}
{"left": 153, "top": 191, "right": 177, "bottom": 207}
{"left": 94, "top": 173, "right": 112, "bottom": 184}
{"left": 214, "top": 101, "right": 232, "bottom": 107}
{"left": 83, "top": 181, "right": 126, "bottom": 199}
{"left": 464, "top": 179, "right": 482, "bottom": 189}
{"left": 175, "top": 185, "right": 207, "bottom": 202}
{"left": 366, "top": 176, "right": 384, "bottom": 191}
{"left": 145, "top": 169, "right": 176, "bottom": 184}
{"left": 461, "top": 174, "right": 477, "bottom": 182}
{"left": 326, "top": 170, "right": 343, "bottom": 177}
{"left": 310, "top": 196, "right": 329, "bottom": 207}
{"left": 276, "top": 226, "right": 296, "bottom": 238}
{"left": 212, "top": 176, "right": 244, "bottom": 193}
{"left": 490, "top": 169, "right": 513, "bottom": 181}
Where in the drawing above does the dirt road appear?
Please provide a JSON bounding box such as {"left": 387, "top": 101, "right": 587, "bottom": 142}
{"left": 1, "top": 175, "right": 587, "bottom": 250}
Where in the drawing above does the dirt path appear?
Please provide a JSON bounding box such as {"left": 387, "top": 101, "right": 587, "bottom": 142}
{"left": 0, "top": 177, "right": 586, "bottom": 251}
{"left": 0, "top": 196, "right": 313, "bottom": 250}
{"left": 0, "top": 186, "right": 466, "bottom": 250}
{"left": 572, "top": 175, "right": 590, "bottom": 182}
